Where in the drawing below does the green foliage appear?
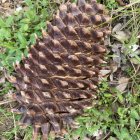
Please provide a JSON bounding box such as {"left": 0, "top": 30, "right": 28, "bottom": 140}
{"left": 70, "top": 76, "right": 140, "bottom": 140}
{"left": 0, "top": 0, "right": 58, "bottom": 73}
{"left": 105, "top": 0, "right": 118, "bottom": 9}
{"left": 0, "top": 107, "right": 20, "bottom": 139}
{"left": 97, "top": 0, "right": 118, "bottom": 9}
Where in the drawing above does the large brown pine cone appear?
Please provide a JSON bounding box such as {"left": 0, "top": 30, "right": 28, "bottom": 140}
{"left": 8, "top": 0, "right": 111, "bottom": 139}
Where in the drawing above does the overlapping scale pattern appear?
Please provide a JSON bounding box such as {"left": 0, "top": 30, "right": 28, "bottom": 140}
{"left": 9, "top": 0, "right": 110, "bottom": 139}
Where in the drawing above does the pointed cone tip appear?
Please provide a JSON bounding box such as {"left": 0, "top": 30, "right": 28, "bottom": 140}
{"left": 11, "top": 108, "right": 22, "bottom": 114}
{"left": 59, "top": 4, "right": 67, "bottom": 10}
{"left": 41, "top": 28, "right": 47, "bottom": 37}
{"left": 13, "top": 62, "right": 15, "bottom": 68}
{"left": 27, "top": 53, "right": 32, "bottom": 58}
{"left": 77, "top": 0, "right": 86, "bottom": 7}
{"left": 31, "top": 45, "right": 35, "bottom": 49}
{"left": 46, "top": 21, "right": 51, "bottom": 26}
{"left": 21, "top": 53, "right": 25, "bottom": 60}
{"left": 18, "top": 122, "right": 28, "bottom": 129}
{"left": 8, "top": 76, "right": 16, "bottom": 83}
{"left": 34, "top": 33, "right": 38, "bottom": 40}
{"left": 15, "top": 61, "right": 20, "bottom": 68}
{"left": 7, "top": 92, "right": 16, "bottom": 100}
{"left": 16, "top": 60, "right": 19, "bottom": 65}
{"left": 26, "top": 46, "right": 30, "bottom": 51}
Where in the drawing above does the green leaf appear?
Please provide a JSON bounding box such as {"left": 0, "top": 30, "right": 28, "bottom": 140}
{"left": 117, "top": 93, "right": 124, "bottom": 103}
{"left": 0, "top": 17, "right": 5, "bottom": 27}
{"left": 130, "top": 109, "right": 140, "bottom": 120}
{"left": 25, "top": 10, "right": 36, "bottom": 20}
{"left": 73, "top": 127, "right": 86, "bottom": 138}
{"left": 0, "top": 28, "right": 11, "bottom": 40}
{"left": 17, "top": 32, "right": 27, "bottom": 46}
{"left": 104, "top": 93, "right": 112, "bottom": 97}
{"left": 30, "top": 33, "right": 36, "bottom": 44}
{"left": 25, "top": 0, "right": 33, "bottom": 7}
{"left": 20, "top": 24, "right": 29, "bottom": 32}
{"left": 130, "top": 118, "right": 136, "bottom": 128}
{"left": 6, "top": 16, "right": 14, "bottom": 27}
{"left": 120, "top": 128, "right": 131, "bottom": 139}
{"left": 0, "top": 42, "right": 14, "bottom": 49}
{"left": 87, "top": 125, "right": 100, "bottom": 134}
{"left": 20, "top": 18, "right": 30, "bottom": 23}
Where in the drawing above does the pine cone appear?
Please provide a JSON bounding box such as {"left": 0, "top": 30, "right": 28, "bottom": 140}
{"left": 8, "top": 0, "right": 110, "bottom": 139}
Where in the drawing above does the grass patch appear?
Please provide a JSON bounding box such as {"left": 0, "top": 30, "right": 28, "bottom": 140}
{"left": 0, "top": 0, "right": 59, "bottom": 72}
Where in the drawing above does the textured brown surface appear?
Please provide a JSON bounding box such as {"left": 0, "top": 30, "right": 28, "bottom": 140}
{"left": 9, "top": 0, "right": 110, "bottom": 139}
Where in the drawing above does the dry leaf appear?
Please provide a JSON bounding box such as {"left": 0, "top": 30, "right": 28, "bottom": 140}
{"left": 2, "top": 0, "right": 7, "bottom": 3}
{"left": 112, "top": 23, "right": 122, "bottom": 33}
{"left": 131, "top": 44, "right": 139, "bottom": 52}
{"left": 100, "top": 70, "right": 111, "bottom": 76}
{"left": 116, "top": 77, "right": 129, "bottom": 92}
{"left": 112, "top": 43, "right": 122, "bottom": 67}
{"left": 0, "top": 76, "right": 5, "bottom": 84}
{"left": 111, "top": 63, "right": 118, "bottom": 73}
{"left": 16, "top": 6, "right": 22, "bottom": 12}
{"left": 113, "top": 31, "right": 129, "bottom": 42}
{"left": 130, "top": 58, "right": 140, "bottom": 65}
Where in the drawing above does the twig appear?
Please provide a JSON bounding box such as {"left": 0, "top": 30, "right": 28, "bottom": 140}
{"left": 102, "top": 132, "right": 111, "bottom": 140}
{"left": 134, "top": 121, "right": 140, "bottom": 134}
{"left": 10, "top": 103, "right": 17, "bottom": 140}
{"left": 0, "top": 100, "right": 15, "bottom": 106}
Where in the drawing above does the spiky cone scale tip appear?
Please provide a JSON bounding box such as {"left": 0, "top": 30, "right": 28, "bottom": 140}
{"left": 9, "top": 0, "right": 111, "bottom": 139}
